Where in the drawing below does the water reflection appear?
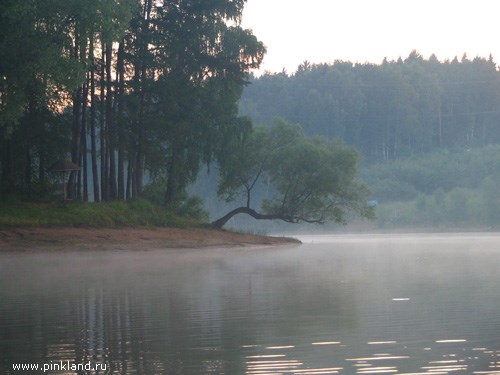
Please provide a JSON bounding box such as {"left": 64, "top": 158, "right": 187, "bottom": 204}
{"left": 2, "top": 234, "right": 500, "bottom": 374}
{"left": 240, "top": 339, "right": 500, "bottom": 374}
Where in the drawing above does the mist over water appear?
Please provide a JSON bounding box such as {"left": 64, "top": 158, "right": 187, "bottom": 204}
{"left": 2, "top": 233, "right": 500, "bottom": 374}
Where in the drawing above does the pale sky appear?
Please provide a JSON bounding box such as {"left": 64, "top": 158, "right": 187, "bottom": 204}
{"left": 241, "top": 0, "right": 500, "bottom": 74}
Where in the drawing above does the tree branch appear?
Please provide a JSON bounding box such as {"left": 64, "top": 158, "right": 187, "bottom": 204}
{"left": 211, "top": 206, "right": 296, "bottom": 228}
{"left": 211, "top": 206, "right": 326, "bottom": 229}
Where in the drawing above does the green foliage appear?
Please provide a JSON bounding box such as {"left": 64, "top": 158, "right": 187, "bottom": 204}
{"left": 217, "top": 118, "right": 302, "bottom": 205}
{"left": 371, "top": 148, "right": 500, "bottom": 229}
{"left": 126, "top": 0, "right": 265, "bottom": 204}
{"left": 263, "top": 136, "right": 371, "bottom": 223}
{"left": 363, "top": 145, "right": 500, "bottom": 203}
{"left": 1, "top": 0, "right": 265, "bottom": 213}
{"left": 377, "top": 187, "right": 484, "bottom": 229}
{"left": 0, "top": 1, "right": 77, "bottom": 127}
{"left": 368, "top": 179, "right": 419, "bottom": 201}
{"left": 0, "top": 0, "right": 137, "bottom": 197}
{"left": 240, "top": 54, "right": 500, "bottom": 162}
{"left": 214, "top": 119, "right": 373, "bottom": 227}
{"left": 174, "top": 195, "right": 208, "bottom": 222}
{"left": 0, "top": 199, "right": 200, "bottom": 229}
{"left": 480, "top": 176, "right": 500, "bottom": 224}
{"left": 142, "top": 179, "right": 208, "bottom": 221}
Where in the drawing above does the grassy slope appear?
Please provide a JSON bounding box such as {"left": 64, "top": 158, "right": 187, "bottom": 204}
{"left": 0, "top": 199, "right": 201, "bottom": 229}
{"left": 0, "top": 199, "right": 302, "bottom": 250}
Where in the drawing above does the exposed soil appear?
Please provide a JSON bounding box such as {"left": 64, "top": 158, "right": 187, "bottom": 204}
{"left": 0, "top": 226, "right": 300, "bottom": 251}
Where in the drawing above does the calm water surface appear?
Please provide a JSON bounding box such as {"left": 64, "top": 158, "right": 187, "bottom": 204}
{"left": 2, "top": 233, "right": 500, "bottom": 374}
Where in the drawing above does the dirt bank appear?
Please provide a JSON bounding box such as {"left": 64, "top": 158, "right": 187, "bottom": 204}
{"left": 0, "top": 227, "right": 300, "bottom": 251}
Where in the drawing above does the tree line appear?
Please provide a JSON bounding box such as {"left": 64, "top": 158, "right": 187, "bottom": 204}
{"left": 0, "top": 0, "right": 265, "bottom": 203}
{"left": 240, "top": 51, "right": 500, "bottom": 163}
{"left": 361, "top": 145, "right": 500, "bottom": 228}
{"left": 1, "top": 0, "right": 372, "bottom": 229}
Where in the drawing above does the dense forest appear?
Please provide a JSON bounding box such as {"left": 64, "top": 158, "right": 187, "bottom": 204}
{"left": 240, "top": 52, "right": 500, "bottom": 163}
{"left": 0, "top": 0, "right": 264, "bottom": 204}
{"left": 237, "top": 53, "right": 500, "bottom": 229}
{"left": 5, "top": 1, "right": 500, "bottom": 230}
{"left": 363, "top": 146, "right": 500, "bottom": 228}
{"left": 1, "top": 0, "right": 373, "bottom": 229}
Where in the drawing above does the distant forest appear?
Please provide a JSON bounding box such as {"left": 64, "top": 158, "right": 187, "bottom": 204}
{"left": 240, "top": 51, "right": 500, "bottom": 163}
{"left": 234, "top": 52, "right": 500, "bottom": 229}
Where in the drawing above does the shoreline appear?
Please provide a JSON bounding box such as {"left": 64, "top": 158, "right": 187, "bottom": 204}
{"left": 0, "top": 227, "right": 301, "bottom": 251}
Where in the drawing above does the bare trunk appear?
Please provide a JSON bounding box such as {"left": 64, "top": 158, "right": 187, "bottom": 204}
{"left": 126, "top": 157, "right": 133, "bottom": 199}
{"left": 116, "top": 41, "right": 126, "bottom": 200}
{"left": 105, "top": 42, "right": 117, "bottom": 200}
{"left": 100, "top": 39, "right": 108, "bottom": 201}
{"left": 133, "top": 0, "right": 153, "bottom": 197}
{"left": 211, "top": 207, "right": 293, "bottom": 229}
{"left": 82, "top": 76, "right": 89, "bottom": 202}
{"left": 38, "top": 136, "right": 45, "bottom": 185}
{"left": 164, "top": 148, "right": 178, "bottom": 204}
{"left": 68, "top": 27, "right": 85, "bottom": 200}
{"left": 1, "top": 138, "right": 14, "bottom": 194}
{"left": 90, "top": 33, "right": 100, "bottom": 202}
{"left": 135, "top": 79, "right": 145, "bottom": 196}
{"left": 69, "top": 85, "right": 82, "bottom": 200}
{"left": 24, "top": 147, "right": 31, "bottom": 187}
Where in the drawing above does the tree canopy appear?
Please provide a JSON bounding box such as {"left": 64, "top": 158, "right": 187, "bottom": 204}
{"left": 212, "top": 119, "right": 373, "bottom": 228}
{"left": 240, "top": 53, "right": 500, "bottom": 163}
{"left": 0, "top": 0, "right": 265, "bottom": 206}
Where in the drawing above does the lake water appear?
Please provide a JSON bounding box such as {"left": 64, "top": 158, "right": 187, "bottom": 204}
{"left": 2, "top": 233, "right": 500, "bottom": 374}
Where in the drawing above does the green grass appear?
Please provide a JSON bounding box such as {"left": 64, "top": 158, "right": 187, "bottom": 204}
{"left": 0, "top": 198, "right": 203, "bottom": 229}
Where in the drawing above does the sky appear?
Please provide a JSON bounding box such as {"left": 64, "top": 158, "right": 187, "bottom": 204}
{"left": 241, "top": 0, "right": 500, "bottom": 74}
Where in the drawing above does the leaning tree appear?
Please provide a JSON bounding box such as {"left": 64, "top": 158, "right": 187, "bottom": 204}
{"left": 213, "top": 119, "right": 374, "bottom": 228}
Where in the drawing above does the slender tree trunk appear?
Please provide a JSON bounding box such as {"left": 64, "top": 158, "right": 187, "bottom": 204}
{"left": 129, "top": 66, "right": 140, "bottom": 199}
{"left": 135, "top": 82, "right": 145, "bottom": 196}
{"left": 126, "top": 157, "right": 133, "bottom": 199}
{"left": 105, "top": 42, "right": 117, "bottom": 199}
{"left": 1, "top": 138, "right": 14, "bottom": 194}
{"left": 89, "top": 33, "right": 100, "bottom": 202}
{"left": 25, "top": 90, "right": 36, "bottom": 188}
{"left": 77, "top": 160, "right": 82, "bottom": 199}
{"left": 69, "top": 27, "right": 83, "bottom": 200}
{"left": 37, "top": 101, "right": 46, "bottom": 185}
{"left": 100, "top": 39, "right": 108, "bottom": 201}
{"left": 164, "top": 147, "right": 178, "bottom": 204}
{"left": 38, "top": 132, "right": 45, "bottom": 185}
{"left": 135, "top": 151, "right": 145, "bottom": 196}
{"left": 133, "top": 0, "right": 153, "bottom": 197}
{"left": 24, "top": 147, "right": 31, "bottom": 187}
{"left": 69, "top": 87, "right": 82, "bottom": 199}
{"left": 117, "top": 41, "right": 126, "bottom": 200}
{"left": 82, "top": 76, "right": 89, "bottom": 202}
{"left": 77, "top": 36, "right": 90, "bottom": 201}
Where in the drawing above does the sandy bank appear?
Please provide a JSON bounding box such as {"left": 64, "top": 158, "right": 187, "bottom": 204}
{"left": 0, "top": 227, "right": 300, "bottom": 251}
